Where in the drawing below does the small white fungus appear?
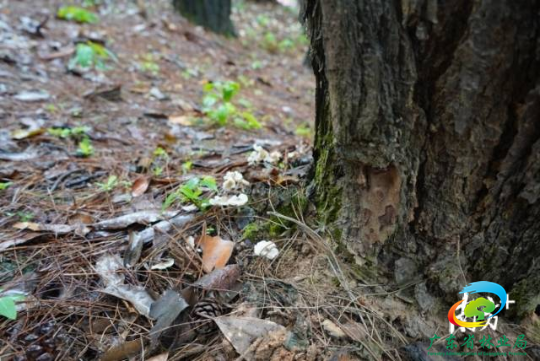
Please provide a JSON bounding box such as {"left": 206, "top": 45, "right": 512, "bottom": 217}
{"left": 254, "top": 240, "right": 280, "bottom": 260}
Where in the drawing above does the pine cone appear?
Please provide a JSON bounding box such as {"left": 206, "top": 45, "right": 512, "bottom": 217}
{"left": 11, "top": 320, "right": 59, "bottom": 361}
{"left": 191, "top": 297, "right": 222, "bottom": 334}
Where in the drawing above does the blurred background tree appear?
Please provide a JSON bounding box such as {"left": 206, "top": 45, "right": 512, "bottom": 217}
{"left": 172, "top": 0, "right": 235, "bottom": 36}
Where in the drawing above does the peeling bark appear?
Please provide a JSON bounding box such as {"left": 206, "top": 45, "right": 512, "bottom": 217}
{"left": 304, "top": 0, "right": 540, "bottom": 318}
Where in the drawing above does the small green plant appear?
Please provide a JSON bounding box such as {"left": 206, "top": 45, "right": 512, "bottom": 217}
{"left": 70, "top": 107, "right": 83, "bottom": 118}
{"left": 153, "top": 147, "right": 169, "bottom": 159}
{"left": 139, "top": 54, "right": 160, "bottom": 75}
{"left": 237, "top": 76, "right": 254, "bottom": 88}
{"left": 17, "top": 212, "right": 34, "bottom": 222}
{"left": 77, "top": 137, "right": 94, "bottom": 157}
{"left": 0, "top": 291, "right": 25, "bottom": 320}
{"left": 234, "top": 111, "right": 261, "bottom": 130}
{"left": 295, "top": 124, "right": 312, "bottom": 137}
{"left": 69, "top": 42, "right": 115, "bottom": 71}
{"left": 0, "top": 182, "right": 12, "bottom": 191}
{"left": 201, "top": 81, "right": 261, "bottom": 130}
{"left": 48, "top": 126, "right": 89, "bottom": 139}
{"left": 162, "top": 176, "right": 217, "bottom": 210}
{"left": 57, "top": 6, "right": 99, "bottom": 23}
{"left": 6, "top": 211, "right": 34, "bottom": 222}
{"left": 152, "top": 166, "right": 163, "bottom": 177}
{"left": 256, "top": 15, "right": 271, "bottom": 28}
{"left": 251, "top": 60, "right": 264, "bottom": 70}
{"left": 181, "top": 161, "right": 193, "bottom": 174}
{"left": 45, "top": 104, "right": 59, "bottom": 113}
{"left": 96, "top": 175, "right": 118, "bottom": 192}
{"left": 181, "top": 68, "right": 198, "bottom": 80}
{"left": 278, "top": 38, "right": 295, "bottom": 52}
{"left": 262, "top": 32, "right": 279, "bottom": 53}
{"left": 150, "top": 147, "right": 169, "bottom": 177}
{"left": 48, "top": 126, "right": 93, "bottom": 156}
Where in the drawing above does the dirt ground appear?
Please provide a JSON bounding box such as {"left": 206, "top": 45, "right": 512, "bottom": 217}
{"left": 2, "top": 1, "right": 537, "bottom": 361}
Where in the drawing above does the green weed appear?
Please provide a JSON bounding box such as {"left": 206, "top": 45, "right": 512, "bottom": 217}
{"left": 0, "top": 182, "right": 12, "bottom": 191}
{"left": 69, "top": 42, "right": 115, "bottom": 71}
{"left": 201, "top": 81, "right": 261, "bottom": 130}
{"left": 57, "top": 6, "right": 98, "bottom": 24}
{"left": 96, "top": 175, "right": 118, "bottom": 192}
{"left": 77, "top": 137, "right": 94, "bottom": 157}
{"left": 162, "top": 176, "right": 217, "bottom": 210}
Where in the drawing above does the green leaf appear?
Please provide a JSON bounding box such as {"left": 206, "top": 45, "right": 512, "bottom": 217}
{"left": 77, "top": 137, "right": 94, "bottom": 157}
{"left": 87, "top": 42, "right": 110, "bottom": 60}
{"left": 153, "top": 147, "right": 169, "bottom": 159}
{"left": 214, "top": 104, "right": 233, "bottom": 125}
{"left": 162, "top": 191, "right": 179, "bottom": 210}
{"left": 233, "top": 112, "right": 261, "bottom": 130}
{"left": 69, "top": 42, "right": 113, "bottom": 71}
{"left": 184, "top": 177, "right": 200, "bottom": 190}
{"left": 202, "top": 83, "right": 215, "bottom": 92}
{"left": 242, "top": 112, "right": 261, "bottom": 129}
{"left": 182, "top": 161, "right": 193, "bottom": 174}
{"left": 200, "top": 176, "right": 218, "bottom": 192}
{"left": 202, "top": 94, "right": 218, "bottom": 110}
{"left": 71, "top": 126, "right": 90, "bottom": 136}
{"left": 48, "top": 126, "right": 89, "bottom": 139}
{"left": 0, "top": 182, "right": 12, "bottom": 191}
{"left": 57, "top": 6, "right": 99, "bottom": 24}
{"left": 278, "top": 39, "right": 295, "bottom": 52}
{"left": 97, "top": 175, "right": 118, "bottom": 192}
{"left": 0, "top": 294, "right": 25, "bottom": 320}
{"left": 70, "top": 44, "right": 94, "bottom": 69}
{"left": 179, "top": 186, "right": 202, "bottom": 203}
{"left": 295, "top": 124, "right": 312, "bottom": 137}
{"left": 0, "top": 297, "right": 16, "bottom": 320}
{"left": 222, "top": 81, "right": 240, "bottom": 102}
{"left": 48, "top": 127, "right": 72, "bottom": 138}
{"left": 152, "top": 166, "right": 163, "bottom": 177}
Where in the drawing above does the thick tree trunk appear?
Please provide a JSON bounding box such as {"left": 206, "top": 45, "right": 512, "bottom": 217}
{"left": 305, "top": 0, "right": 540, "bottom": 320}
{"left": 173, "top": 0, "right": 235, "bottom": 37}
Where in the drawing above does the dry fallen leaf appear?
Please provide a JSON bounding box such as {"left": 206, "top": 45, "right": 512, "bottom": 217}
{"left": 101, "top": 339, "right": 145, "bottom": 361}
{"left": 194, "top": 264, "right": 241, "bottom": 291}
{"left": 13, "top": 222, "right": 90, "bottom": 235}
{"left": 168, "top": 114, "right": 192, "bottom": 126}
{"left": 0, "top": 232, "right": 42, "bottom": 251}
{"left": 11, "top": 128, "right": 45, "bottom": 140}
{"left": 322, "top": 319, "right": 347, "bottom": 339}
{"left": 131, "top": 214, "right": 194, "bottom": 248}
{"left": 150, "top": 258, "right": 175, "bottom": 270}
{"left": 131, "top": 176, "right": 150, "bottom": 197}
{"left": 339, "top": 321, "right": 369, "bottom": 342}
{"left": 214, "top": 316, "right": 287, "bottom": 355}
{"left": 198, "top": 235, "right": 234, "bottom": 273}
{"left": 95, "top": 254, "right": 155, "bottom": 318}
{"left": 149, "top": 290, "right": 189, "bottom": 347}
{"left": 124, "top": 231, "right": 144, "bottom": 268}
{"left": 147, "top": 353, "right": 169, "bottom": 361}
{"left": 94, "top": 210, "right": 179, "bottom": 230}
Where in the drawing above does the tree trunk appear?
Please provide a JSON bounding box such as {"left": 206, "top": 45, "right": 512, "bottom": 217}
{"left": 173, "top": 0, "right": 235, "bottom": 37}
{"left": 304, "top": 0, "right": 540, "bottom": 320}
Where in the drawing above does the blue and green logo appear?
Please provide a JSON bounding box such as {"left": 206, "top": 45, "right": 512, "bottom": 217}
{"left": 448, "top": 281, "right": 507, "bottom": 328}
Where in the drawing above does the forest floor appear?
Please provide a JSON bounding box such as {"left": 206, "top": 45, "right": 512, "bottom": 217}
{"left": 1, "top": 1, "right": 519, "bottom": 361}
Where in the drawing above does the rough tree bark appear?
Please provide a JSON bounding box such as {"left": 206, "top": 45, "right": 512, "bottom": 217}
{"left": 304, "top": 0, "right": 540, "bottom": 319}
{"left": 173, "top": 0, "right": 235, "bottom": 36}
